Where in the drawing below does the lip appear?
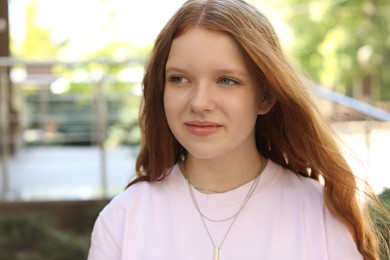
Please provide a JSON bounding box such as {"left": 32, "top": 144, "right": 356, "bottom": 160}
{"left": 185, "top": 121, "right": 222, "bottom": 136}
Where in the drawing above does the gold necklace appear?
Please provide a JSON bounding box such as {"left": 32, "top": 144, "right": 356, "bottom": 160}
{"left": 182, "top": 162, "right": 263, "bottom": 260}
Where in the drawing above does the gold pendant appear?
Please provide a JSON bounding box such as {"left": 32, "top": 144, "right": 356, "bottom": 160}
{"left": 214, "top": 247, "right": 219, "bottom": 260}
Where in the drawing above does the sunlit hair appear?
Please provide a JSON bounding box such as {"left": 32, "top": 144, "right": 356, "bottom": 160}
{"left": 130, "top": 0, "right": 389, "bottom": 259}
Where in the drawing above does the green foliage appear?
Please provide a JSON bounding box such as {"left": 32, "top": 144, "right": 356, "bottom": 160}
{"left": 12, "top": 1, "right": 148, "bottom": 146}
{"left": 378, "top": 188, "right": 390, "bottom": 212}
{"left": 372, "top": 188, "right": 390, "bottom": 260}
{"left": 22, "top": 61, "right": 143, "bottom": 146}
{"left": 18, "top": 1, "right": 57, "bottom": 59}
{"left": 285, "top": 0, "right": 390, "bottom": 101}
{"left": 86, "top": 41, "right": 152, "bottom": 62}
{"left": 0, "top": 211, "right": 89, "bottom": 260}
{"left": 0, "top": 201, "right": 107, "bottom": 260}
{"left": 13, "top": 1, "right": 153, "bottom": 61}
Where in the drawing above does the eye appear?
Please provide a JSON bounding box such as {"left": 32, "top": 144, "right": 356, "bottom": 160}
{"left": 219, "top": 77, "right": 238, "bottom": 86}
{"left": 168, "top": 75, "right": 189, "bottom": 84}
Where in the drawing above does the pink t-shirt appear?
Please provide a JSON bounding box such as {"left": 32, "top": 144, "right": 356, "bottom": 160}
{"left": 88, "top": 160, "right": 362, "bottom": 260}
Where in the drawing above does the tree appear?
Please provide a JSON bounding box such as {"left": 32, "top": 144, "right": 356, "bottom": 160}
{"left": 18, "top": 0, "right": 57, "bottom": 59}
{"left": 285, "top": 0, "right": 390, "bottom": 102}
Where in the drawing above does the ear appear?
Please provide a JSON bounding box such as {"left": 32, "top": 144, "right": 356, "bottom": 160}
{"left": 257, "top": 93, "right": 276, "bottom": 115}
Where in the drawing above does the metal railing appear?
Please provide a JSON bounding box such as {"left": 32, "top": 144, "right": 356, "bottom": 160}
{"left": 312, "top": 84, "right": 390, "bottom": 121}
{"left": 0, "top": 57, "right": 145, "bottom": 200}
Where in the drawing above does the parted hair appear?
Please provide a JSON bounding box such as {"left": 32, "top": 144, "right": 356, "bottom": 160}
{"left": 130, "top": 1, "right": 389, "bottom": 259}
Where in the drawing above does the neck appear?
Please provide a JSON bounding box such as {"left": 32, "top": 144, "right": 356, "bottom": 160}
{"left": 182, "top": 153, "right": 266, "bottom": 194}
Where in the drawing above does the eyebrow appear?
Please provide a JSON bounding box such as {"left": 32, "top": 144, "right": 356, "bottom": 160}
{"left": 165, "top": 67, "right": 187, "bottom": 74}
{"left": 165, "top": 67, "right": 249, "bottom": 78}
{"left": 213, "top": 68, "right": 249, "bottom": 78}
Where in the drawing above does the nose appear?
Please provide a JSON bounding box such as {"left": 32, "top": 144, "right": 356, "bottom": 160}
{"left": 189, "top": 83, "right": 216, "bottom": 114}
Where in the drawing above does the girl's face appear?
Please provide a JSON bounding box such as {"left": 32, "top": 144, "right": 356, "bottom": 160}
{"left": 164, "top": 28, "right": 272, "bottom": 161}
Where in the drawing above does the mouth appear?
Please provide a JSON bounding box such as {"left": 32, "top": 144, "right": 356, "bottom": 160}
{"left": 185, "top": 121, "right": 222, "bottom": 127}
{"left": 185, "top": 121, "right": 222, "bottom": 136}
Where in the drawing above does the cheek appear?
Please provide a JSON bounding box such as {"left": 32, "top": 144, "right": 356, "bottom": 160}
{"left": 164, "top": 90, "right": 181, "bottom": 123}
{"left": 227, "top": 95, "right": 260, "bottom": 117}
{"left": 163, "top": 93, "right": 173, "bottom": 120}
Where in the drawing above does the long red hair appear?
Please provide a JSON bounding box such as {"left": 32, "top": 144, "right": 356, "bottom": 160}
{"left": 130, "top": 1, "right": 389, "bottom": 259}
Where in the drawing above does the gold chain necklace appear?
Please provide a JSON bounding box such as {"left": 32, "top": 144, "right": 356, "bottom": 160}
{"left": 182, "top": 162, "right": 263, "bottom": 260}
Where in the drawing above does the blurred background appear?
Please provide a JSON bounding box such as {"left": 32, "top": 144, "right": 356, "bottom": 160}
{"left": 0, "top": 0, "right": 389, "bottom": 259}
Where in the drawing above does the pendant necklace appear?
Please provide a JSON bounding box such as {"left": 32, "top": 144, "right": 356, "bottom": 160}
{"left": 183, "top": 161, "right": 264, "bottom": 260}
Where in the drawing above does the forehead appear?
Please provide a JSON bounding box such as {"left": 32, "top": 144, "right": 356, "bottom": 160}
{"left": 166, "top": 27, "right": 249, "bottom": 70}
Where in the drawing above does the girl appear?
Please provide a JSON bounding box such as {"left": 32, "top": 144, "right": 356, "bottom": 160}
{"left": 88, "top": 0, "right": 389, "bottom": 259}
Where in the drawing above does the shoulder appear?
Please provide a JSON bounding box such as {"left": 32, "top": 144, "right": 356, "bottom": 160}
{"left": 268, "top": 161, "right": 324, "bottom": 203}
{"left": 98, "top": 164, "right": 183, "bottom": 220}
{"left": 101, "top": 181, "right": 152, "bottom": 217}
{"left": 268, "top": 162, "right": 361, "bottom": 259}
{"left": 101, "top": 175, "right": 172, "bottom": 217}
{"left": 88, "top": 165, "right": 181, "bottom": 259}
{"left": 91, "top": 181, "right": 158, "bottom": 243}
